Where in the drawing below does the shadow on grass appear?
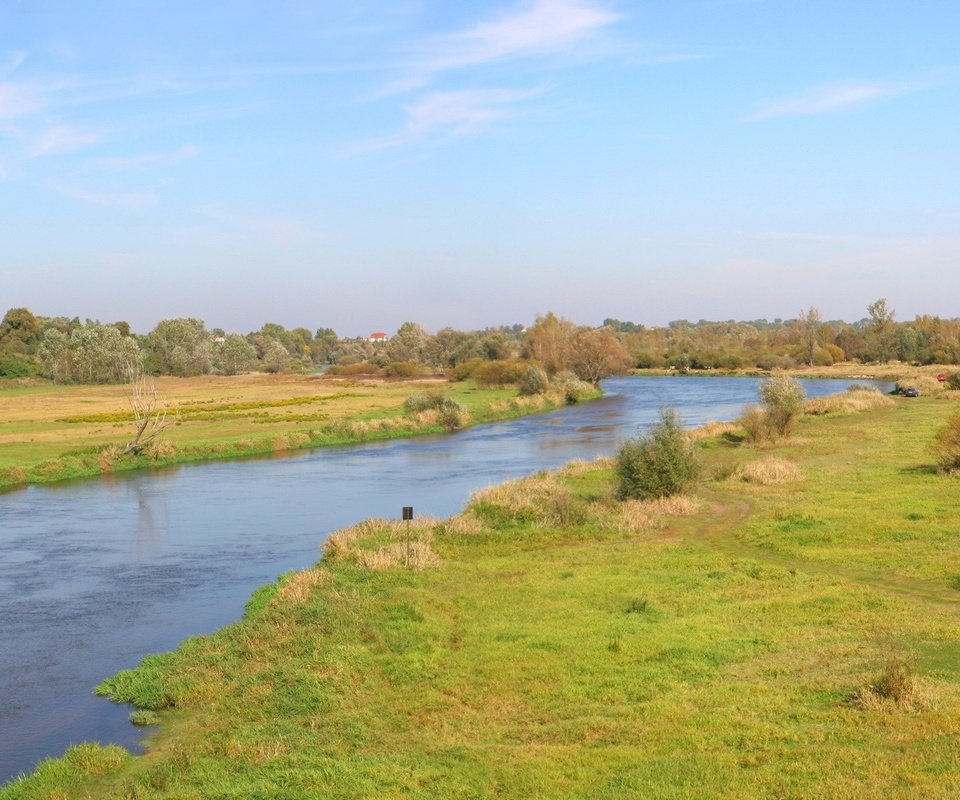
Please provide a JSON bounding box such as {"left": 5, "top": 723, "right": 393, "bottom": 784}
{"left": 899, "top": 464, "right": 939, "bottom": 476}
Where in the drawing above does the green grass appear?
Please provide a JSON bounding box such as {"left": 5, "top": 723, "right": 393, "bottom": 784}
{"left": 6, "top": 396, "right": 960, "bottom": 798}
{"left": 0, "top": 379, "right": 596, "bottom": 491}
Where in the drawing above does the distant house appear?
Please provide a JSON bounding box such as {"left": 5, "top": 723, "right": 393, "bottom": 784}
{"left": 369, "top": 331, "right": 389, "bottom": 343}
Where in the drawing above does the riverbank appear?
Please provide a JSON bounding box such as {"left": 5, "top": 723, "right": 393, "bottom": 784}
{"left": 629, "top": 360, "right": 939, "bottom": 381}
{"left": 0, "top": 374, "right": 599, "bottom": 492}
{"left": 7, "top": 389, "right": 960, "bottom": 798}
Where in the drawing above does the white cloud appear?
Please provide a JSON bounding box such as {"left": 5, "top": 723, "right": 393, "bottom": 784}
{"left": 346, "top": 87, "right": 542, "bottom": 154}
{"left": 384, "top": 0, "right": 621, "bottom": 93}
{"left": 0, "top": 81, "right": 45, "bottom": 120}
{"left": 745, "top": 81, "right": 912, "bottom": 121}
{"left": 29, "top": 123, "right": 101, "bottom": 156}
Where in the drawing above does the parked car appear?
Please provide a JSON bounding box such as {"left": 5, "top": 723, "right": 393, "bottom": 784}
{"left": 903, "top": 386, "right": 920, "bottom": 397}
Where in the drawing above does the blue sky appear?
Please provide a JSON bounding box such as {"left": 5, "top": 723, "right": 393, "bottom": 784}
{"left": 1, "top": 1, "right": 958, "bottom": 336}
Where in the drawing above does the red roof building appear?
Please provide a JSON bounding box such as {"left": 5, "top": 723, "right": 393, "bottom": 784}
{"left": 369, "top": 331, "right": 389, "bottom": 342}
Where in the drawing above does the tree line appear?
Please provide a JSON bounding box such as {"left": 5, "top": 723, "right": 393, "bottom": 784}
{"left": 1, "top": 299, "right": 957, "bottom": 385}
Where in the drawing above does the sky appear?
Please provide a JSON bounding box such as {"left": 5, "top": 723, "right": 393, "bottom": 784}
{"left": 1, "top": 0, "right": 958, "bottom": 337}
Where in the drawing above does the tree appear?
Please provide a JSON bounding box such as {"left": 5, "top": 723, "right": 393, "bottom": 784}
{"left": 523, "top": 312, "right": 575, "bottom": 375}
{"left": 261, "top": 338, "right": 292, "bottom": 373}
{"left": 387, "top": 322, "right": 430, "bottom": 364}
{"left": 0, "top": 307, "right": 40, "bottom": 354}
{"left": 758, "top": 373, "right": 805, "bottom": 439}
{"left": 122, "top": 364, "right": 170, "bottom": 455}
{"left": 797, "top": 307, "right": 822, "bottom": 367}
{"left": 866, "top": 298, "right": 897, "bottom": 363}
{"left": 147, "top": 318, "right": 212, "bottom": 376}
{"left": 215, "top": 334, "right": 256, "bottom": 375}
{"left": 567, "top": 326, "right": 631, "bottom": 386}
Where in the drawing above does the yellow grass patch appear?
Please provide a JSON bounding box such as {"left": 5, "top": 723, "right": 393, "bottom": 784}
{"left": 805, "top": 388, "right": 895, "bottom": 415}
{"left": 614, "top": 495, "right": 701, "bottom": 532}
{"left": 273, "top": 569, "right": 326, "bottom": 605}
{"left": 323, "top": 517, "right": 441, "bottom": 570}
{"left": 686, "top": 421, "right": 738, "bottom": 440}
{"left": 733, "top": 457, "right": 804, "bottom": 485}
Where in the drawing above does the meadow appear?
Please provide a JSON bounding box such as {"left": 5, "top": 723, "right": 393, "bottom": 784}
{"left": 5, "top": 388, "right": 960, "bottom": 798}
{"left": 0, "top": 374, "right": 586, "bottom": 491}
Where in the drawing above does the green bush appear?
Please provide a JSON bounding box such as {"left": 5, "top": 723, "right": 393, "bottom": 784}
{"left": 404, "top": 392, "right": 447, "bottom": 414}
{"left": 932, "top": 412, "right": 960, "bottom": 473}
{"left": 518, "top": 366, "right": 549, "bottom": 396}
{"left": 758, "top": 374, "right": 805, "bottom": 439}
{"left": 0, "top": 353, "right": 40, "bottom": 378}
{"left": 615, "top": 408, "right": 701, "bottom": 500}
{"left": 946, "top": 372, "right": 960, "bottom": 390}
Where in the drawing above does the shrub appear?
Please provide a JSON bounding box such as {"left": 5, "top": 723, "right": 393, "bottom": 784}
{"left": 932, "top": 412, "right": 960, "bottom": 473}
{"left": 328, "top": 362, "right": 383, "bottom": 376}
{"left": 518, "top": 366, "right": 549, "bottom": 396}
{"left": 383, "top": 360, "right": 424, "bottom": 378}
{"left": 551, "top": 370, "right": 593, "bottom": 403}
{"left": 472, "top": 359, "right": 527, "bottom": 387}
{"left": 947, "top": 372, "right": 960, "bottom": 390}
{"left": 758, "top": 374, "right": 805, "bottom": 439}
{"left": 436, "top": 401, "right": 467, "bottom": 431}
{"left": 738, "top": 404, "right": 768, "bottom": 444}
{"left": 615, "top": 408, "right": 701, "bottom": 500}
{"left": 0, "top": 353, "right": 41, "bottom": 378}
{"left": 403, "top": 391, "right": 446, "bottom": 414}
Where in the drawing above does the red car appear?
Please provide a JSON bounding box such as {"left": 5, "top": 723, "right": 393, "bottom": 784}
{"left": 937, "top": 373, "right": 947, "bottom": 382}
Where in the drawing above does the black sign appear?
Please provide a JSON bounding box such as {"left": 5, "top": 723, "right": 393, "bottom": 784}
{"left": 402, "top": 506, "right": 414, "bottom": 521}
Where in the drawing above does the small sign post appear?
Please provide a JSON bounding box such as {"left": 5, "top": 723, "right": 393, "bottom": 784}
{"left": 402, "top": 506, "right": 413, "bottom": 567}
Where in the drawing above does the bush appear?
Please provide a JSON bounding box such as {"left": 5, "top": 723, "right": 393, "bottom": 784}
{"left": 403, "top": 392, "right": 447, "bottom": 414}
{"left": 518, "top": 366, "right": 549, "bottom": 396}
{"left": 0, "top": 353, "right": 40, "bottom": 378}
{"left": 472, "top": 359, "right": 529, "bottom": 387}
{"left": 551, "top": 370, "right": 593, "bottom": 404}
{"left": 932, "top": 412, "right": 960, "bottom": 473}
{"left": 615, "top": 408, "right": 701, "bottom": 500}
{"left": 758, "top": 374, "right": 805, "bottom": 439}
{"left": 738, "top": 405, "right": 768, "bottom": 444}
{"left": 383, "top": 360, "right": 424, "bottom": 378}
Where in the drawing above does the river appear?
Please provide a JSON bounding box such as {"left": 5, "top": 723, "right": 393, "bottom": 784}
{"left": 0, "top": 376, "right": 890, "bottom": 783}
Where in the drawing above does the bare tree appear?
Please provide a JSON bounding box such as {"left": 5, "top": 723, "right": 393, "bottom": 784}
{"left": 122, "top": 365, "right": 171, "bottom": 455}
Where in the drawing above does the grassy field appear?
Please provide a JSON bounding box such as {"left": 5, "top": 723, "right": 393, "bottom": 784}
{"left": 5, "top": 389, "right": 960, "bottom": 798}
{"left": 0, "top": 374, "right": 586, "bottom": 490}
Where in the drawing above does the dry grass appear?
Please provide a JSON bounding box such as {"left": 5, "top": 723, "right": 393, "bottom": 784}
{"left": 613, "top": 495, "right": 701, "bottom": 533}
{"left": 468, "top": 471, "right": 587, "bottom": 527}
{"left": 686, "top": 421, "right": 739, "bottom": 441}
{"left": 273, "top": 569, "right": 326, "bottom": 606}
{"left": 852, "top": 654, "right": 933, "bottom": 713}
{"left": 323, "top": 517, "right": 441, "bottom": 571}
{"left": 805, "top": 388, "right": 895, "bottom": 415}
{"left": 732, "top": 457, "right": 804, "bottom": 485}
{"left": 554, "top": 456, "right": 614, "bottom": 477}
{"left": 895, "top": 376, "right": 946, "bottom": 397}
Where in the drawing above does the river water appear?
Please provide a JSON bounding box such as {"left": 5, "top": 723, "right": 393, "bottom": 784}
{"left": 0, "top": 376, "right": 890, "bottom": 783}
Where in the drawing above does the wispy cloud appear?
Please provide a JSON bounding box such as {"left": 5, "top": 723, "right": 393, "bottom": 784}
{"left": 1, "top": 51, "right": 27, "bottom": 75}
{"left": 346, "top": 87, "right": 542, "bottom": 155}
{"left": 744, "top": 80, "right": 913, "bottom": 121}
{"left": 29, "top": 123, "right": 101, "bottom": 156}
{"left": 85, "top": 144, "right": 200, "bottom": 171}
{"left": 45, "top": 179, "right": 157, "bottom": 210}
{"left": 0, "top": 81, "right": 46, "bottom": 119}
{"left": 385, "top": 0, "right": 621, "bottom": 94}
